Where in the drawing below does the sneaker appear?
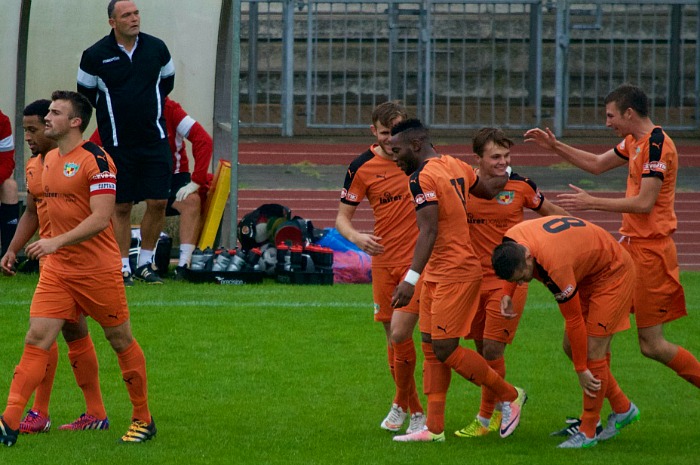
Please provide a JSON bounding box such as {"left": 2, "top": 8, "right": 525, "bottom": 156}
{"left": 380, "top": 403, "right": 407, "bottom": 432}
{"left": 550, "top": 417, "right": 603, "bottom": 437}
{"left": 19, "top": 410, "right": 50, "bottom": 434}
{"left": 489, "top": 409, "right": 502, "bottom": 433}
{"left": 0, "top": 416, "right": 19, "bottom": 447}
{"left": 393, "top": 426, "right": 445, "bottom": 442}
{"left": 500, "top": 386, "right": 527, "bottom": 438}
{"left": 406, "top": 412, "right": 426, "bottom": 434}
{"left": 119, "top": 418, "right": 156, "bottom": 443}
{"left": 597, "top": 402, "right": 640, "bottom": 441}
{"left": 134, "top": 263, "right": 163, "bottom": 284}
{"left": 123, "top": 270, "right": 134, "bottom": 287}
{"left": 59, "top": 413, "right": 110, "bottom": 431}
{"left": 173, "top": 265, "right": 188, "bottom": 281}
{"left": 454, "top": 417, "right": 489, "bottom": 438}
{"left": 557, "top": 431, "right": 598, "bottom": 449}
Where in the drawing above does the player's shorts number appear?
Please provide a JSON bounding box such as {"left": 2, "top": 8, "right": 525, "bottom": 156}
{"left": 542, "top": 216, "right": 586, "bottom": 234}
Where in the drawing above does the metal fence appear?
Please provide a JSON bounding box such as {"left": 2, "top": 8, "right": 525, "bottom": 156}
{"left": 216, "top": 0, "right": 700, "bottom": 136}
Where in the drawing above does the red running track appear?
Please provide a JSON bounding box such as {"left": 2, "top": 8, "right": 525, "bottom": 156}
{"left": 238, "top": 142, "right": 700, "bottom": 167}
{"left": 238, "top": 189, "right": 700, "bottom": 270}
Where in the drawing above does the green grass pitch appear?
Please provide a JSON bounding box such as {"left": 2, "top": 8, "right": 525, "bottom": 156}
{"left": 1, "top": 272, "right": 699, "bottom": 464}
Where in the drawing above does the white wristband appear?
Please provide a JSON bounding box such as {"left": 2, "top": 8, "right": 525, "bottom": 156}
{"left": 404, "top": 269, "right": 420, "bottom": 286}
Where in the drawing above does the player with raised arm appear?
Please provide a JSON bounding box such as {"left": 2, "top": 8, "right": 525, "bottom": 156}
{"left": 524, "top": 83, "right": 699, "bottom": 436}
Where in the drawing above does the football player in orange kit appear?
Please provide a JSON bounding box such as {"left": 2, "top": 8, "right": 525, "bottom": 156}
{"left": 455, "top": 128, "right": 567, "bottom": 438}
{"left": 493, "top": 216, "right": 638, "bottom": 448}
{"left": 390, "top": 119, "right": 526, "bottom": 443}
{"left": 336, "top": 102, "right": 425, "bottom": 434}
{"left": 1, "top": 99, "right": 108, "bottom": 435}
{"left": 0, "top": 91, "right": 154, "bottom": 447}
{"left": 525, "top": 83, "right": 700, "bottom": 436}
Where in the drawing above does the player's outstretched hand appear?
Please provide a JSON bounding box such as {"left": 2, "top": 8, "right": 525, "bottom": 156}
{"left": 557, "top": 184, "right": 596, "bottom": 211}
{"left": 523, "top": 127, "right": 557, "bottom": 151}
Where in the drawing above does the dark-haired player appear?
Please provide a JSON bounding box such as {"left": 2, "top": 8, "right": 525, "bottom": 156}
{"left": 493, "top": 216, "right": 638, "bottom": 448}
{"left": 1, "top": 99, "right": 108, "bottom": 435}
{"left": 390, "top": 119, "right": 526, "bottom": 443}
{"left": 0, "top": 90, "right": 154, "bottom": 447}
{"left": 525, "top": 84, "right": 700, "bottom": 436}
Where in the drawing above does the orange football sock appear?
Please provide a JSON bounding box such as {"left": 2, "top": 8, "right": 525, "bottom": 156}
{"left": 444, "top": 346, "right": 517, "bottom": 402}
{"left": 666, "top": 346, "right": 700, "bottom": 388}
{"left": 68, "top": 336, "right": 107, "bottom": 419}
{"left": 393, "top": 338, "right": 422, "bottom": 413}
{"left": 31, "top": 341, "right": 59, "bottom": 417}
{"left": 3, "top": 345, "right": 50, "bottom": 429}
{"left": 580, "top": 358, "right": 608, "bottom": 438}
{"left": 387, "top": 344, "right": 398, "bottom": 404}
{"left": 479, "top": 357, "right": 505, "bottom": 419}
{"left": 116, "top": 340, "right": 151, "bottom": 423}
{"left": 423, "top": 343, "right": 451, "bottom": 434}
{"left": 605, "top": 354, "right": 631, "bottom": 414}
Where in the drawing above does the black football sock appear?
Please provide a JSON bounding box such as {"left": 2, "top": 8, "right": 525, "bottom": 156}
{"left": 0, "top": 202, "right": 19, "bottom": 256}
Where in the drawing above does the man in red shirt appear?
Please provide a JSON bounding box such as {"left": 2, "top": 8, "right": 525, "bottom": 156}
{"left": 90, "top": 97, "right": 213, "bottom": 281}
{"left": 0, "top": 109, "right": 19, "bottom": 258}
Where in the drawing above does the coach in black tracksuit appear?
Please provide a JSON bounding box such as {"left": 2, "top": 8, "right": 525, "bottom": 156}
{"left": 77, "top": 0, "right": 174, "bottom": 285}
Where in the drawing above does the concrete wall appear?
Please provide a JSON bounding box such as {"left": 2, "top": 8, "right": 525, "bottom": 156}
{"left": 2, "top": 0, "right": 221, "bottom": 163}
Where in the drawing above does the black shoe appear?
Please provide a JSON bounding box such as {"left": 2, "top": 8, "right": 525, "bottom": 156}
{"left": 123, "top": 271, "right": 134, "bottom": 287}
{"left": 134, "top": 263, "right": 163, "bottom": 284}
{"left": 0, "top": 416, "right": 19, "bottom": 447}
{"left": 173, "top": 265, "right": 188, "bottom": 281}
{"left": 550, "top": 417, "right": 602, "bottom": 437}
{"left": 119, "top": 418, "right": 156, "bottom": 443}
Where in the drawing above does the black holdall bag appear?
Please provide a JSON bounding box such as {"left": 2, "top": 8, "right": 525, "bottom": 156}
{"left": 237, "top": 204, "right": 292, "bottom": 251}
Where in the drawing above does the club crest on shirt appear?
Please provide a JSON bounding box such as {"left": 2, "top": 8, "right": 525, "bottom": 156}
{"left": 496, "top": 191, "right": 514, "bottom": 205}
{"left": 373, "top": 303, "right": 380, "bottom": 315}
{"left": 63, "top": 162, "right": 79, "bottom": 177}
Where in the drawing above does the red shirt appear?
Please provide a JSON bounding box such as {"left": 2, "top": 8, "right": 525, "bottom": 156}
{"left": 0, "top": 109, "right": 15, "bottom": 184}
